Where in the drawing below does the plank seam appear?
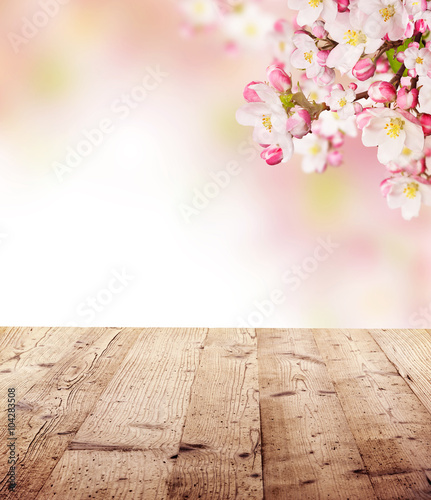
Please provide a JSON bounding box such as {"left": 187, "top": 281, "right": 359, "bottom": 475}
{"left": 311, "top": 328, "right": 380, "bottom": 500}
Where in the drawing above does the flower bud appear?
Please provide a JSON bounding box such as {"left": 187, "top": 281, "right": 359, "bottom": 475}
{"left": 267, "top": 65, "right": 291, "bottom": 92}
{"left": 419, "top": 113, "right": 431, "bottom": 136}
{"left": 354, "top": 102, "right": 363, "bottom": 114}
{"left": 397, "top": 87, "right": 419, "bottom": 110}
{"left": 243, "top": 81, "right": 263, "bottom": 102}
{"left": 331, "top": 132, "right": 344, "bottom": 148}
{"left": 376, "top": 58, "right": 390, "bottom": 73}
{"left": 368, "top": 81, "right": 397, "bottom": 103}
{"left": 314, "top": 67, "right": 335, "bottom": 86}
{"left": 260, "top": 146, "right": 283, "bottom": 165}
{"left": 286, "top": 106, "right": 311, "bottom": 138}
{"left": 328, "top": 150, "right": 343, "bottom": 166}
{"left": 415, "top": 19, "right": 428, "bottom": 33}
{"left": 337, "top": 0, "right": 350, "bottom": 12}
{"left": 352, "top": 58, "right": 376, "bottom": 81}
{"left": 317, "top": 50, "right": 330, "bottom": 66}
{"left": 311, "top": 20, "right": 327, "bottom": 38}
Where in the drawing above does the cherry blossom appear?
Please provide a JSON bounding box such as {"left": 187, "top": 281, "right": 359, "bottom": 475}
{"left": 288, "top": 0, "right": 337, "bottom": 28}
{"left": 293, "top": 133, "right": 330, "bottom": 173}
{"left": 403, "top": 43, "right": 431, "bottom": 76}
{"left": 291, "top": 32, "right": 325, "bottom": 79}
{"left": 234, "top": 0, "right": 431, "bottom": 218}
{"left": 381, "top": 175, "right": 431, "bottom": 219}
{"left": 360, "top": 108, "right": 424, "bottom": 164}
{"left": 326, "top": 85, "right": 357, "bottom": 118}
{"left": 236, "top": 83, "right": 294, "bottom": 163}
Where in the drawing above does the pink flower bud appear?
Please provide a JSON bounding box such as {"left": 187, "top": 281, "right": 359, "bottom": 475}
{"left": 404, "top": 21, "right": 414, "bottom": 39}
{"left": 396, "top": 51, "right": 406, "bottom": 63}
{"left": 311, "top": 21, "right": 327, "bottom": 38}
{"left": 416, "top": 19, "right": 428, "bottom": 33}
{"left": 286, "top": 106, "right": 311, "bottom": 138}
{"left": 266, "top": 65, "right": 291, "bottom": 92}
{"left": 337, "top": 0, "right": 350, "bottom": 12}
{"left": 317, "top": 50, "right": 330, "bottom": 66}
{"left": 397, "top": 87, "right": 419, "bottom": 110}
{"left": 314, "top": 67, "right": 335, "bottom": 86}
{"left": 376, "top": 58, "right": 390, "bottom": 73}
{"left": 419, "top": 113, "right": 431, "bottom": 136}
{"left": 349, "top": 82, "right": 358, "bottom": 91}
{"left": 368, "top": 81, "right": 397, "bottom": 103}
{"left": 328, "top": 150, "right": 343, "bottom": 166}
{"left": 243, "top": 81, "right": 263, "bottom": 102}
{"left": 331, "top": 132, "right": 344, "bottom": 148}
{"left": 260, "top": 145, "right": 283, "bottom": 165}
{"left": 352, "top": 58, "right": 376, "bottom": 81}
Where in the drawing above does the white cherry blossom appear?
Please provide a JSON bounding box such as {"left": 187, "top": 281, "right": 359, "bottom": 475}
{"left": 360, "top": 108, "right": 424, "bottom": 164}
{"left": 288, "top": 0, "right": 337, "bottom": 28}
{"left": 293, "top": 133, "right": 329, "bottom": 173}
{"left": 236, "top": 83, "right": 294, "bottom": 162}
{"left": 326, "top": 12, "right": 383, "bottom": 74}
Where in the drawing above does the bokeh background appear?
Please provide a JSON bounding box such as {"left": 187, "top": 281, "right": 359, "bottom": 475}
{"left": 0, "top": 0, "right": 430, "bottom": 327}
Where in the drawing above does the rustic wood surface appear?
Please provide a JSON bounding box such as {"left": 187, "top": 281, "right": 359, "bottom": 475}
{"left": 0, "top": 328, "right": 430, "bottom": 499}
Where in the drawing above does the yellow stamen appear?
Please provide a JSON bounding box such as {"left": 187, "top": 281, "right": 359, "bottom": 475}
{"left": 304, "top": 51, "right": 313, "bottom": 63}
{"left": 379, "top": 4, "right": 396, "bottom": 22}
{"left": 279, "top": 41, "right": 286, "bottom": 52}
{"left": 384, "top": 118, "right": 404, "bottom": 138}
{"left": 308, "top": 0, "right": 322, "bottom": 7}
{"left": 343, "top": 29, "right": 367, "bottom": 47}
{"left": 402, "top": 147, "right": 412, "bottom": 156}
{"left": 338, "top": 98, "right": 347, "bottom": 108}
{"left": 309, "top": 144, "right": 321, "bottom": 155}
{"left": 404, "top": 182, "right": 419, "bottom": 199}
{"left": 416, "top": 56, "right": 424, "bottom": 64}
{"left": 262, "top": 115, "right": 272, "bottom": 132}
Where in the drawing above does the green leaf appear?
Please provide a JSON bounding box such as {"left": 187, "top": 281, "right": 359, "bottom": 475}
{"left": 386, "top": 38, "right": 412, "bottom": 77}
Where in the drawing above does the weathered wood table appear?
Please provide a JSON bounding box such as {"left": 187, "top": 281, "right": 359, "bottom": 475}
{"left": 1, "top": 328, "right": 430, "bottom": 499}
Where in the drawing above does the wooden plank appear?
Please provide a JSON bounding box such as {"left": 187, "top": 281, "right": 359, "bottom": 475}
{"left": 313, "top": 328, "right": 431, "bottom": 500}
{"left": 166, "top": 328, "right": 263, "bottom": 499}
{"left": 37, "top": 328, "right": 208, "bottom": 500}
{"left": 370, "top": 329, "right": 431, "bottom": 415}
{"left": 0, "top": 327, "right": 87, "bottom": 396}
{"left": 0, "top": 327, "right": 139, "bottom": 499}
{"left": 257, "top": 328, "right": 376, "bottom": 500}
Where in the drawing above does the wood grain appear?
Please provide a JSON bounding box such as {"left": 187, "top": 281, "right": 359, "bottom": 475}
{"left": 37, "top": 328, "right": 208, "bottom": 500}
{"left": 0, "top": 327, "right": 140, "bottom": 499}
{"left": 0, "top": 327, "right": 85, "bottom": 396}
{"left": 370, "top": 329, "right": 431, "bottom": 414}
{"left": 313, "top": 328, "right": 431, "bottom": 500}
{"left": 257, "top": 328, "right": 376, "bottom": 500}
{"left": 167, "top": 328, "right": 263, "bottom": 499}
{"left": 0, "top": 328, "right": 430, "bottom": 499}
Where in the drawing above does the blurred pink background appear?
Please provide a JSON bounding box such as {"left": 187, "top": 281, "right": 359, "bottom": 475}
{"left": 0, "top": 0, "right": 430, "bottom": 327}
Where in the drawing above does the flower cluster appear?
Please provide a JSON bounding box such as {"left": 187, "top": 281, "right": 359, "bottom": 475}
{"left": 236, "top": 0, "right": 431, "bottom": 220}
